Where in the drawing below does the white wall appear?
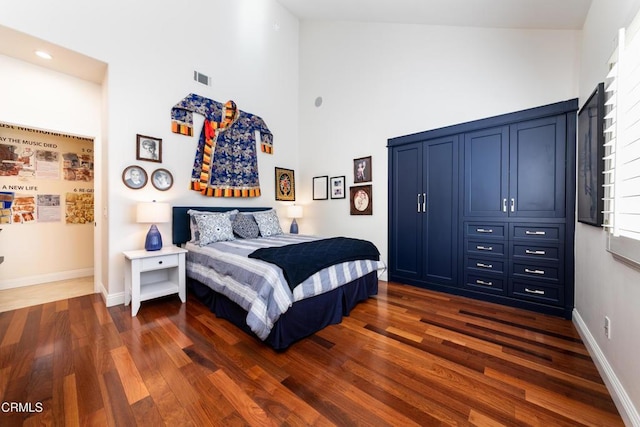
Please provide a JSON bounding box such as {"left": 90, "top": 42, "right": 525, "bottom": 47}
{"left": 576, "top": 0, "right": 640, "bottom": 424}
{"left": 298, "top": 21, "right": 581, "bottom": 278}
{"left": 0, "top": 54, "right": 101, "bottom": 288}
{"left": 0, "top": 0, "right": 300, "bottom": 301}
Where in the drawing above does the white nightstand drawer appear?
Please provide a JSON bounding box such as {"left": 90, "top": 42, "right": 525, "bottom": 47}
{"left": 141, "top": 254, "right": 179, "bottom": 271}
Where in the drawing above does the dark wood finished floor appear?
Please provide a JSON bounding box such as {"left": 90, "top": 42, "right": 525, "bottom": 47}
{"left": 0, "top": 281, "right": 623, "bottom": 426}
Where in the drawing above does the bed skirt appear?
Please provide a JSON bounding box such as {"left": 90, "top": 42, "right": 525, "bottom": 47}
{"left": 188, "top": 271, "right": 378, "bottom": 350}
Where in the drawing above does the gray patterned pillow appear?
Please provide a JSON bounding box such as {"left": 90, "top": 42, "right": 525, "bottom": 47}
{"left": 193, "top": 212, "right": 235, "bottom": 246}
{"left": 187, "top": 209, "right": 238, "bottom": 243}
{"left": 232, "top": 213, "right": 260, "bottom": 239}
{"left": 252, "top": 209, "right": 283, "bottom": 237}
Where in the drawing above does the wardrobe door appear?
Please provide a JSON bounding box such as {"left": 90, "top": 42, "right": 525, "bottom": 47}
{"left": 509, "top": 116, "right": 566, "bottom": 218}
{"left": 389, "top": 142, "right": 424, "bottom": 282}
{"left": 463, "top": 127, "right": 509, "bottom": 217}
{"left": 423, "top": 136, "right": 459, "bottom": 286}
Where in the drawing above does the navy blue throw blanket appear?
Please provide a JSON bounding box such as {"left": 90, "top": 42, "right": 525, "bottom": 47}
{"left": 248, "top": 237, "right": 380, "bottom": 290}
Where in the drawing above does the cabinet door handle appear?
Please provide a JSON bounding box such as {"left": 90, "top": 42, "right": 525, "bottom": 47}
{"left": 158, "top": 260, "right": 163, "bottom": 265}
{"left": 510, "top": 198, "right": 515, "bottom": 212}
{"left": 524, "top": 268, "right": 545, "bottom": 275}
{"left": 476, "top": 279, "right": 493, "bottom": 286}
{"left": 525, "top": 230, "right": 546, "bottom": 235}
{"left": 476, "top": 262, "right": 493, "bottom": 269}
{"left": 476, "top": 228, "right": 493, "bottom": 233}
{"left": 417, "top": 194, "right": 421, "bottom": 213}
{"left": 423, "top": 193, "right": 426, "bottom": 213}
{"left": 525, "top": 249, "right": 546, "bottom": 255}
{"left": 476, "top": 245, "right": 493, "bottom": 251}
{"left": 525, "top": 288, "right": 545, "bottom": 295}
{"left": 502, "top": 198, "right": 507, "bottom": 212}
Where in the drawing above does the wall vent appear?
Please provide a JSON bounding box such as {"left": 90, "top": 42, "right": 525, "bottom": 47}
{"left": 193, "top": 70, "right": 211, "bottom": 86}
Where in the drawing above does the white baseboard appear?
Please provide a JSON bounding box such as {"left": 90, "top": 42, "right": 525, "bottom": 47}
{"left": 101, "top": 285, "right": 125, "bottom": 308}
{"left": 573, "top": 309, "right": 640, "bottom": 427}
{"left": 0, "top": 268, "right": 94, "bottom": 291}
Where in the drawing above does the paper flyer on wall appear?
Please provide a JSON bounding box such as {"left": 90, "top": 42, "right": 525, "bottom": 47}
{"left": 11, "top": 193, "right": 36, "bottom": 223}
{"left": 37, "top": 194, "right": 61, "bottom": 222}
{"left": 65, "top": 192, "right": 94, "bottom": 224}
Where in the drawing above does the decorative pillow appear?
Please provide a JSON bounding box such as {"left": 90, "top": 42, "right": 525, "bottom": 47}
{"left": 252, "top": 209, "right": 283, "bottom": 237}
{"left": 232, "top": 213, "right": 260, "bottom": 239}
{"left": 192, "top": 209, "right": 238, "bottom": 246}
{"left": 187, "top": 209, "right": 238, "bottom": 243}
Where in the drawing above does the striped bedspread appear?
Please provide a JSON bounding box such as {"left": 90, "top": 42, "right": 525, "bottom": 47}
{"left": 185, "top": 234, "right": 386, "bottom": 340}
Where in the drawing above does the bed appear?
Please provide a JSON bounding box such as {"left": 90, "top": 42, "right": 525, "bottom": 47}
{"left": 172, "top": 206, "right": 384, "bottom": 350}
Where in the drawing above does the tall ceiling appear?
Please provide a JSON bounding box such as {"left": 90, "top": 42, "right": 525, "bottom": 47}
{"left": 275, "top": 0, "right": 593, "bottom": 30}
{"left": 0, "top": 1, "right": 593, "bottom": 86}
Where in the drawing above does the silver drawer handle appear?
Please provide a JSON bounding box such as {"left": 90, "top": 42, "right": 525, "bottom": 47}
{"left": 477, "top": 245, "right": 493, "bottom": 251}
{"left": 525, "top": 249, "right": 546, "bottom": 255}
{"left": 525, "top": 288, "right": 545, "bottom": 295}
{"left": 477, "top": 228, "right": 493, "bottom": 233}
{"left": 525, "top": 230, "right": 546, "bottom": 235}
{"left": 525, "top": 268, "right": 545, "bottom": 275}
{"left": 477, "top": 262, "right": 493, "bottom": 269}
{"left": 476, "top": 279, "right": 493, "bottom": 286}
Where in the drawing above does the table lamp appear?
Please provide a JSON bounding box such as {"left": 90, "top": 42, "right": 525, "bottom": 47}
{"left": 137, "top": 201, "right": 171, "bottom": 251}
{"left": 287, "top": 205, "right": 303, "bottom": 234}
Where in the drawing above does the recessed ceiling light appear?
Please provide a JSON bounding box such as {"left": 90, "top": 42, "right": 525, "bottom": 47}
{"left": 35, "top": 50, "right": 52, "bottom": 60}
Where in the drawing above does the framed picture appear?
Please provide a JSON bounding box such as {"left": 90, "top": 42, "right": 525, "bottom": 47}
{"left": 330, "top": 176, "right": 346, "bottom": 199}
{"left": 577, "top": 82, "right": 605, "bottom": 226}
{"left": 151, "top": 168, "right": 173, "bottom": 191}
{"left": 313, "top": 176, "right": 329, "bottom": 200}
{"left": 350, "top": 185, "right": 372, "bottom": 215}
{"left": 275, "top": 167, "right": 295, "bottom": 201}
{"left": 353, "top": 156, "right": 372, "bottom": 183}
{"left": 136, "top": 134, "right": 162, "bottom": 163}
{"left": 122, "top": 165, "right": 148, "bottom": 189}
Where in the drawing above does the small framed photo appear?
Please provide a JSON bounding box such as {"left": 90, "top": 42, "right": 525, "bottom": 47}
{"left": 136, "top": 134, "right": 162, "bottom": 163}
{"left": 275, "top": 167, "right": 295, "bottom": 201}
{"left": 350, "top": 185, "right": 372, "bottom": 215}
{"left": 313, "top": 176, "right": 329, "bottom": 200}
{"left": 151, "top": 168, "right": 174, "bottom": 191}
{"left": 353, "top": 156, "right": 372, "bottom": 183}
{"left": 330, "top": 176, "right": 346, "bottom": 199}
{"left": 122, "top": 165, "right": 148, "bottom": 189}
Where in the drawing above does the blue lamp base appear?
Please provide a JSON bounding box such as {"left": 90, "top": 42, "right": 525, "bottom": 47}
{"left": 289, "top": 218, "right": 299, "bottom": 234}
{"left": 145, "top": 224, "right": 163, "bottom": 251}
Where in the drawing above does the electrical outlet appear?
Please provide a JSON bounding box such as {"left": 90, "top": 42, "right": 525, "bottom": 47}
{"left": 604, "top": 316, "right": 611, "bottom": 339}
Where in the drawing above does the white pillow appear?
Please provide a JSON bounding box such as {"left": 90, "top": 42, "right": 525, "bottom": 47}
{"left": 252, "top": 209, "right": 283, "bottom": 237}
{"left": 187, "top": 209, "right": 238, "bottom": 244}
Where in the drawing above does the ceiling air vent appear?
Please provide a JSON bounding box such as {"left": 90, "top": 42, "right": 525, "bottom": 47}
{"left": 193, "top": 70, "right": 211, "bottom": 86}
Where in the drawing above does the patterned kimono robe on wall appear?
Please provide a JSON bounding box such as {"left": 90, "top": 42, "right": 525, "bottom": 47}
{"left": 171, "top": 93, "right": 273, "bottom": 197}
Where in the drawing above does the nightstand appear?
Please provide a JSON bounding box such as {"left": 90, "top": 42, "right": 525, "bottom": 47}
{"left": 123, "top": 246, "right": 188, "bottom": 316}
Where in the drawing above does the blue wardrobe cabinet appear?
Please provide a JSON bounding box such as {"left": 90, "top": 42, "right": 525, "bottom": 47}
{"left": 388, "top": 99, "right": 577, "bottom": 319}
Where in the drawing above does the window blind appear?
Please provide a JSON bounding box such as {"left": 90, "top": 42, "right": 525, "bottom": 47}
{"left": 603, "top": 8, "right": 640, "bottom": 266}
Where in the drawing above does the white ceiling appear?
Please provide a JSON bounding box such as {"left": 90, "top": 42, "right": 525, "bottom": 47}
{"left": 0, "top": 25, "right": 106, "bottom": 84}
{"left": 0, "top": 1, "right": 592, "bottom": 85}
{"left": 275, "top": 0, "right": 593, "bottom": 30}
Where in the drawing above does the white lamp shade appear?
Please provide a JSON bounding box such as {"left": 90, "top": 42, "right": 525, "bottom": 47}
{"left": 137, "top": 202, "right": 171, "bottom": 224}
{"left": 287, "top": 205, "right": 303, "bottom": 219}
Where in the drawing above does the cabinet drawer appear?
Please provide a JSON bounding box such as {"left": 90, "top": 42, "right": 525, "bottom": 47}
{"left": 512, "top": 224, "right": 563, "bottom": 241}
{"left": 510, "top": 280, "right": 563, "bottom": 306}
{"left": 512, "top": 243, "right": 560, "bottom": 262}
{"left": 467, "top": 257, "right": 505, "bottom": 274}
{"left": 141, "top": 254, "right": 179, "bottom": 271}
{"left": 467, "top": 240, "right": 506, "bottom": 257}
{"left": 512, "top": 262, "right": 560, "bottom": 282}
{"left": 466, "top": 223, "right": 506, "bottom": 239}
{"left": 465, "top": 273, "right": 505, "bottom": 294}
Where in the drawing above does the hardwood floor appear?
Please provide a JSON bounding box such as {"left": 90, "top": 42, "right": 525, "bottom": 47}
{"left": 0, "top": 280, "right": 623, "bottom": 426}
